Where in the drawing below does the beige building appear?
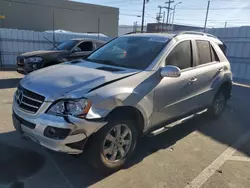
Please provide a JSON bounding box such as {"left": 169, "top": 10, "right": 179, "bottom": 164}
{"left": 0, "top": 0, "right": 119, "bottom": 37}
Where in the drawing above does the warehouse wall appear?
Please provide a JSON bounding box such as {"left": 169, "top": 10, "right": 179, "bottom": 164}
{"left": 208, "top": 26, "right": 250, "bottom": 81}
{"left": 0, "top": 0, "right": 119, "bottom": 37}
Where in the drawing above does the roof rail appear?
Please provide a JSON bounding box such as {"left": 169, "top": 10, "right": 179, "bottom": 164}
{"left": 175, "top": 31, "right": 218, "bottom": 39}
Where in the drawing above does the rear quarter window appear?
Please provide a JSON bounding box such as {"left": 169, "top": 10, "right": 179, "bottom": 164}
{"left": 219, "top": 44, "right": 227, "bottom": 55}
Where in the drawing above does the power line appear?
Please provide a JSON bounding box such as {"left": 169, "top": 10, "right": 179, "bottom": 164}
{"left": 176, "top": 7, "right": 250, "bottom": 10}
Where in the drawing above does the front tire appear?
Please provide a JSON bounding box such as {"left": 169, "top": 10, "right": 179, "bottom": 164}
{"left": 87, "top": 117, "right": 138, "bottom": 173}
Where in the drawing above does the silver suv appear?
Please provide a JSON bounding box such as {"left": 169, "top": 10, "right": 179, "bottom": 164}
{"left": 12, "top": 32, "right": 232, "bottom": 172}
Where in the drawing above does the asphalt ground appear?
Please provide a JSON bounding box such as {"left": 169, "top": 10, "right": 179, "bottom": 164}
{"left": 0, "top": 70, "right": 250, "bottom": 188}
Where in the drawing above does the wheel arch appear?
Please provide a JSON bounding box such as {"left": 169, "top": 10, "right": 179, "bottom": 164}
{"left": 218, "top": 80, "right": 232, "bottom": 99}
{"left": 106, "top": 106, "right": 145, "bottom": 135}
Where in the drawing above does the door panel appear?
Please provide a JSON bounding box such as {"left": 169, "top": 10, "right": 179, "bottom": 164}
{"left": 192, "top": 62, "right": 224, "bottom": 107}
{"left": 193, "top": 40, "right": 224, "bottom": 107}
{"left": 151, "top": 40, "right": 198, "bottom": 127}
{"left": 152, "top": 69, "right": 199, "bottom": 127}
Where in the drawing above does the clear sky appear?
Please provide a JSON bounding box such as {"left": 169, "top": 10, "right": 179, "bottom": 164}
{"left": 73, "top": 0, "right": 250, "bottom": 28}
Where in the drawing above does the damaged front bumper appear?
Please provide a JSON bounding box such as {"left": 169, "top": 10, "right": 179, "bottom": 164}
{"left": 12, "top": 101, "right": 107, "bottom": 154}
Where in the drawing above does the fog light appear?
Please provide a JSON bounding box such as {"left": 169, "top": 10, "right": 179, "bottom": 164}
{"left": 44, "top": 126, "right": 71, "bottom": 139}
{"left": 48, "top": 127, "right": 56, "bottom": 136}
{"left": 32, "top": 64, "right": 37, "bottom": 69}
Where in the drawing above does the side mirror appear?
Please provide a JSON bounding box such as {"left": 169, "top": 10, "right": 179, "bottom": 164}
{"left": 160, "top": 65, "right": 181, "bottom": 78}
{"left": 72, "top": 47, "right": 81, "bottom": 53}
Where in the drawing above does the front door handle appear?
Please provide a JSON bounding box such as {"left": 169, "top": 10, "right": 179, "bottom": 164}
{"left": 188, "top": 77, "right": 197, "bottom": 84}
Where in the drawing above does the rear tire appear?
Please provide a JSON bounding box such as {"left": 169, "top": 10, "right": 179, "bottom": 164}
{"left": 208, "top": 90, "right": 227, "bottom": 118}
{"left": 86, "top": 116, "right": 138, "bottom": 173}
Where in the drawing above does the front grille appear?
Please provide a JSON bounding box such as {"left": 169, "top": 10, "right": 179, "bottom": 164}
{"left": 15, "top": 85, "right": 45, "bottom": 114}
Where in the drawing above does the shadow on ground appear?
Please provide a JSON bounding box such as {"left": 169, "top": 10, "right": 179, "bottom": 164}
{"left": 0, "top": 132, "right": 45, "bottom": 188}
{"left": 0, "top": 78, "right": 21, "bottom": 89}
{"left": 1, "top": 83, "right": 250, "bottom": 187}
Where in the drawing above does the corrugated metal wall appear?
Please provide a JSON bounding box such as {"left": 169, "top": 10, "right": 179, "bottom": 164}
{"left": 0, "top": 28, "right": 110, "bottom": 67}
{"left": 208, "top": 26, "right": 250, "bottom": 81}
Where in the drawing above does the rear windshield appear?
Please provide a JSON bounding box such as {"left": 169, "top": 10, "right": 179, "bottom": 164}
{"left": 86, "top": 36, "right": 169, "bottom": 70}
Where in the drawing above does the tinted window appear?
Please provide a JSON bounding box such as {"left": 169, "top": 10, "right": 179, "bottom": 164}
{"left": 196, "top": 40, "right": 212, "bottom": 65}
{"left": 165, "top": 40, "right": 192, "bottom": 70}
{"left": 210, "top": 45, "right": 220, "bottom": 62}
{"left": 77, "top": 41, "right": 93, "bottom": 51}
{"left": 87, "top": 36, "right": 168, "bottom": 70}
{"left": 96, "top": 42, "right": 104, "bottom": 48}
{"left": 219, "top": 44, "right": 227, "bottom": 55}
{"left": 56, "top": 40, "right": 78, "bottom": 50}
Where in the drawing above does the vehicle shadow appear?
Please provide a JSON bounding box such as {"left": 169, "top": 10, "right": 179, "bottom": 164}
{"left": 0, "top": 78, "right": 21, "bottom": 89}
{"left": 0, "top": 132, "right": 45, "bottom": 188}
{"left": 1, "top": 102, "right": 250, "bottom": 188}
{"left": 0, "top": 115, "right": 207, "bottom": 188}
{"left": 0, "top": 68, "right": 16, "bottom": 72}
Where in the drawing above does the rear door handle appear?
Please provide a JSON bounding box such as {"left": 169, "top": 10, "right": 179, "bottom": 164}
{"left": 188, "top": 77, "right": 197, "bottom": 84}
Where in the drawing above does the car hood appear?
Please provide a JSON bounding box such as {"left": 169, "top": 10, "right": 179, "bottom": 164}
{"left": 20, "top": 50, "right": 67, "bottom": 58}
{"left": 20, "top": 61, "right": 139, "bottom": 101}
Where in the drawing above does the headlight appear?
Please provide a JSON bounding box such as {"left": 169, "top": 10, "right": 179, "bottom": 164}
{"left": 24, "top": 57, "right": 43, "bottom": 63}
{"left": 47, "top": 98, "right": 91, "bottom": 118}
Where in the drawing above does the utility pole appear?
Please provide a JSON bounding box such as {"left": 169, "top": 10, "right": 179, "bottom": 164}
{"left": 141, "top": 0, "right": 149, "bottom": 33}
{"left": 162, "top": 11, "right": 165, "bottom": 32}
{"left": 204, "top": 0, "right": 210, "bottom": 32}
{"left": 158, "top": 6, "right": 163, "bottom": 32}
{"left": 165, "top": 0, "right": 174, "bottom": 26}
{"left": 157, "top": 6, "right": 168, "bottom": 32}
{"left": 169, "top": 12, "right": 173, "bottom": 30}
{"left": 224, "top": 21, "right": 227, "bottom": 28}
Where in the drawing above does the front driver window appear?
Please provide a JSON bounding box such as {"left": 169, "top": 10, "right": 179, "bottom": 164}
{"left": 76, "top": 41, "right": 93, "bottom": 51}
{"left": 165, "top": 40, "right": 192, "bottom": 70}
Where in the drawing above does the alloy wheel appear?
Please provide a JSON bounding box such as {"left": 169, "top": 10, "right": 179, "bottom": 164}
{"left": 213, "top": 93, "right": 226, "bottom": 115}
{"left": 102, "top": 124, "right": 132, "bottom": 162}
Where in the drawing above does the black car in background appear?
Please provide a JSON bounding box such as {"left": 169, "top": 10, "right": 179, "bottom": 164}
{"left": 16, "top": 38, "right": 106, "bottom": 74}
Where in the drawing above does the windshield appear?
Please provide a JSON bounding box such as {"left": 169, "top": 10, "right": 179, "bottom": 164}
{"left": 86, "top": 36, "right": 168, "bottom": 70}
{"left": 55, "top": 40, "right": 78, "bottom": 50}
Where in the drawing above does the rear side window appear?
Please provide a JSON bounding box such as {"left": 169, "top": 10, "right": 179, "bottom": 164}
{"left": 196, "top": 40, "right": 211, "bottom": 65}
{"left": 165, "top": 40, "right": 192, "bottom": 70}
{"left": 96, "top": 42, "right": 104, "bottom": 48}
{"left": 211, "top": 45, "right": 220, "bottom": 62}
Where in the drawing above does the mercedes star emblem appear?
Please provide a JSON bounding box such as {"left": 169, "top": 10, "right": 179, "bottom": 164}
{"left": 16, "top": 90, "right": 23, "bottom": 106}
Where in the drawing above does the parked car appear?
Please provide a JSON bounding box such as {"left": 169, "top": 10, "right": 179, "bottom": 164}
{"left": 16, "top": 38, "right": 106, "bottom": 74}
{"left": 12, "top": 31, "right": 232, "bottom": 173}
